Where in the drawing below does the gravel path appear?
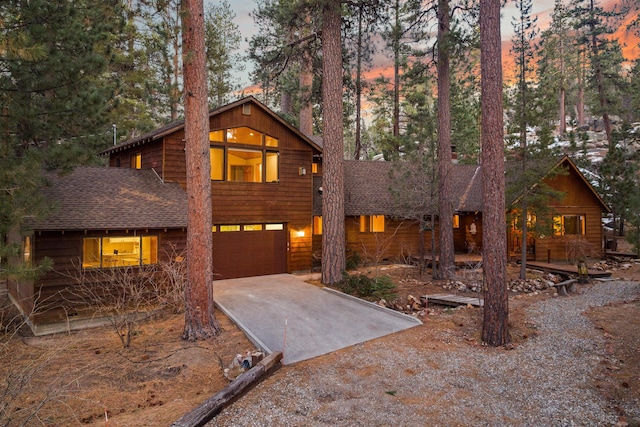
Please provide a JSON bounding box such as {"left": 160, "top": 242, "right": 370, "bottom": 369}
{"left": 211, "top": 281, "right": 640, "bottom": 426}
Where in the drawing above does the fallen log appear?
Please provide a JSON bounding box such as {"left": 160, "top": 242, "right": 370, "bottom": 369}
{"left": 171, "top": 351, "right": 283, "bottom": 427}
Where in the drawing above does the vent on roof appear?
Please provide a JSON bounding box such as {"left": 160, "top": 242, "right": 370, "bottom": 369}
{"left": 242, "top": 103, "right": 251, "bottom": 115}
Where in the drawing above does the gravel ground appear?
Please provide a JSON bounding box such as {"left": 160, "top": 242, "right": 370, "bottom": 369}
{"left": 211, "top": 281, "right": 640, "bottom": 426}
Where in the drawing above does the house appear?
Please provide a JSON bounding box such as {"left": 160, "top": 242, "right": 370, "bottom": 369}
{"left": 10, "top": 96, "right": 610, "bottom": 331}
{"left": 506, "top": 156, "right": 611, "bottom": 262}
{"left": 312, "top": 156, "right": 609, "bottom": 266}
{"left": 101, "top": 96, "right": 322, "bottom": 279}
{"left": 312, "top": 161, "right": 484, "bottom": 265}
{"left": 8, "top": 166, "right": 188, "bottom": 325}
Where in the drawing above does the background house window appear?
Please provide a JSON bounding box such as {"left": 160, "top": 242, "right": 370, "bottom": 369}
{"left": 131, "top": 152, "right": 141, "bottom": 169}
{"left": 453, "top": 215, "right": 460, "bottom": 228}
{"left": 360, "top": 215, "right": 385, "bottom": 232}
{"left": 313, "top": 216, "right": 322, "bottom": 235}
{"left": 210, "top": 127, "right": 279, "bottom": 183}
{"left": 83, "top": 236, "right": 158, "bottom": 269}
{"left": 553, "top": 215, "right": 585, "bottom": 235}
{"left": 23, "top": 236, "right": 32, "bottom": 265}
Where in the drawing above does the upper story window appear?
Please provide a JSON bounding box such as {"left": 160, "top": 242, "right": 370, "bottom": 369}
{"left": 209, "top": 127, "right": 279, "bottom": 183}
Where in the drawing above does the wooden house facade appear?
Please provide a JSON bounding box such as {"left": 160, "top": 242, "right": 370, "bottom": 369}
{"left": 507, "top": 156, "right": 610, "bottom": 262}
{"left": 103, "top": 96, "right": 322, "bottom": 279}
{"left": 312, "top": 161, "right": 485, "bottom": 266}
{"left": 313, "top": 156, "right": 609, "bottom": 266}
{"left": 9, "top": 166, "right": 188, "bottom": 326}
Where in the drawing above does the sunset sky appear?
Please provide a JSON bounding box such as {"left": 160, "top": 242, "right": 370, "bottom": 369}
{"left": 222, "top": 0, "right": 638, "bottom": 89}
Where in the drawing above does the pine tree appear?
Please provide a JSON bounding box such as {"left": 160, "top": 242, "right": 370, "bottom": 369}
{"left": 181, "top": 0, "right": 221, "bottom": 340}
{"left": 204, "top": 0, "right": 244, "bottom": 109}
{"left": 570, "top": 0, "right": 626, "bottom": 144}
{"left": 136, "top": 0, "right": 184, "bottom": 122}
{"left": 1, "top": 0, "right": 119, "bottom": 281}
{"left": 436, "top": 0, "right": 455, "bottom": 279}
{"left": 320, "top": 0, "right": 346, "bottom": 285}
{"left": 479, "top": 0, "right": 510, "bottom": 347}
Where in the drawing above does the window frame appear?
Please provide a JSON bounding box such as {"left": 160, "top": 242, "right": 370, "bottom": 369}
{"left": 209, "top": 126, "right": 279, "bottom": 183}
{"left": 82, "top": 235, "right": 158, "bottom": 269}
{"left": 359, "top": 215, "right": 385, "bottom": 233}
{"left": 553, "top": 214, "right": 586, "bottom": 236}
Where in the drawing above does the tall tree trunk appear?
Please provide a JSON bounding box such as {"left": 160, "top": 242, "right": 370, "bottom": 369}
{"left": 181, "top": 0, "right": 221, "bottom": 341}
{"left": 559, "top": 39, "right": 566, "bottom": 136}
{"left": 577, "top": 54, "right": 585, "bottom": 128}
{"left": 281, "top": 92, "right": 293, "bottom": 114}
{"left": 299, "top": 12, "right": 314, "bottom": 136}
{"left": 321, "top": 0, "right": 346, "bottom": 285}
{"left": 589, "top": 0, "right": 612, "bottom": 144}
{"left": 437, "top": 0, "right": 455, "bottom": 279}
{"left": 392, "top": 0, "right": 400, "bottom": 139}
{"left": 354, "top": 5, "right": 363, "bottom": 160}
{"left": 519, "top": 12, "right": 528, "bottom": 281}
{"left": 480, "top": 0, "right": 510, "bottom": 347}
{"left": 171, "top": 2, "right": 182, "bottom": 122}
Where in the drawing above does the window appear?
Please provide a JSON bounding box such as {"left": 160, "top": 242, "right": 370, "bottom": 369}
{"left": 553, "top": 215, "right": 585, "bottom": 236}
{"left": 313, "top": 216, "right": 322, "bottom": 235}
{"left": 244, "top": 224, "right": 263, "bottom": 231}
{"left": 453, "top": 215, "right": 460, "bottom": 229}
{"left": 82, "top": 236, "right": 158, "bottom": 269}
{"left": 23, "top": 236, "right": 32, "bottom": 265}
{"left": 210, "top": 127, "right": 279, "bottom": 183}
{"left": 312, "top": 163, "right": 319, "bottom": 174}
{"left": 265, "top": 223, "right": 284, "bottom": 231}
{"left": 360, "top": 215, "right": 385, "bottom": 233}
{"left": 220, "top": 225, "right": 241, "bottom": 232}
{"left": 228, "top": 148, "right": 262, "bottom": 182}
{"left": 131, "top": 152, "right": 141, "bottom": 169}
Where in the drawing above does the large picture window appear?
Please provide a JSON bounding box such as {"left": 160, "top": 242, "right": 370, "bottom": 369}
{"left": 210, "top": 127, "right": 279, "bottom": 183}
{"left": 82, "top": 236, "right": 158, "bottom": 269}
{"left": 553, "top": 215, "right": 585, "bottom": 236}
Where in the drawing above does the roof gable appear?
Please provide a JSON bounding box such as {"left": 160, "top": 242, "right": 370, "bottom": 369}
{"left": 101, "top": 96, "right": 322, "bottom": 156}
{"left": 28, "top": 167, "right": 188, "bottom": 231}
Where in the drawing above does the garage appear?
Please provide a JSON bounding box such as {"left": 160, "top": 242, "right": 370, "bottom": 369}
{"left": 212, "top": 223, "right": 288, "bottom": 279}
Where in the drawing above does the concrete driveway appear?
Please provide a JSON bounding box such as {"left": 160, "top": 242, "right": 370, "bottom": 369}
{"left": 213, "top": 274, "right": 421, "bottom": 365}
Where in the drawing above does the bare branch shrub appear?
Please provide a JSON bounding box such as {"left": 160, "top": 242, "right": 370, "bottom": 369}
{"left": 562, "top": 236, "right": 596, "bottom": 264}
{"left": 0, "top": 294, "right": 88, "bottom": 426}
{"left": 65, "top": 246, "right": 187, "bottom": 348}
{"left": 359, "top": 222, "right": 404, "bottom": 277}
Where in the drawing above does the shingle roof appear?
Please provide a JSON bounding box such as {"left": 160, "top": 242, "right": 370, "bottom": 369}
{"left": 314, "top": 160, "right": 483, "bottom": 216}
{"left": 28, "top": 167, "right": 188, "bottom": 231}
{"left": 452, "top": 164, "right": 482, "bottom": 212}
{"left": 344, "top": 160, "right": 396, "bottom": 216}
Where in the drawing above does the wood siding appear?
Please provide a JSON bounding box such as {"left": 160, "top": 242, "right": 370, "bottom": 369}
{"left": 17, "top": 229, "right": 186, "bottom": 320}
{"left": 108, "top": 101, "right": 317, "bottom": 274}
{"left": 344, "top": 217, "right": 430, "bottom": 264}
{"left": 507, "top": 162, "right": 606, "bottom": 262}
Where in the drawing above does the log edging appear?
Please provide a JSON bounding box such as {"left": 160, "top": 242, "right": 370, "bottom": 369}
{"left": 171, "top": 351, "right": 283, "bottom": 427}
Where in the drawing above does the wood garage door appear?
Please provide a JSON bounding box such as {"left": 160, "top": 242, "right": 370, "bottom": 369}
{"left": 212, "top": 224, "right": 288, "bottom": 280}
